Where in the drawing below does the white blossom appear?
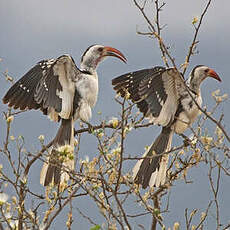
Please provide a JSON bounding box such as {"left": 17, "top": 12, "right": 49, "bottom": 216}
{"left": 0, "top": 193, "right": 9, "bottom": 205}
{"left": 9, "top": 219, "right": 19, "bottom": 229}
{"left": 108, "top": 117, "right": 119, "bottom": 128}
{"left": 38, "top": 135, "right": 45, "bottom": 142}
{"left": 189, "top": 134, "right": 198, "bottom": 145}
{"left": 57, "top": 145, "right": 74, "bottom": 154}
{"left": 6, "top": 115, "right": 14, "bottom": 123}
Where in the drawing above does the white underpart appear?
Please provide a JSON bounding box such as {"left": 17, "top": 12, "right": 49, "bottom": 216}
{"left": 78, "top": 101, "right": 92, "bottom": 122}
{"left": 74, "top": 73, "right": 98, "bottom": 122}
{"left": 174, "top": 93, "right": 202, "bottom": 134}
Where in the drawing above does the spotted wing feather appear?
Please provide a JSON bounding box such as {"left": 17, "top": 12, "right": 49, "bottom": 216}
{"left": 35, "top": 55, "right": 82, "bottom": 119}
{"left": 34, "top": 59, "right": 62, "bottom": 113}
{"left": 112, "top": 67, "right": 183, "bottom": 127}
{"left": 3, "top": 55, "right": 82, "bottom": 120}
{"left": 112, "top": 66, "right": 167, "bottom": 116}
{"left": 138, "top": 69, "right": 167, "bottom": 117}
{"left": 3, "top": 65, "right": 43, "bottom": 110}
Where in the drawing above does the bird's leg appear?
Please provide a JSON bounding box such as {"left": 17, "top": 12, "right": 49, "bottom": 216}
{"left": 80, "top": 120, "right": 94, "bottom": 133}
{"left": 179, "top": 133, "right": 191, "bottom": 147}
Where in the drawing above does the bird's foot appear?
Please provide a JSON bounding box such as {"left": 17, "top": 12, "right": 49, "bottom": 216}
{"left": 179, "top": 133, "right": 191, "bottom": 147}
{"left": 81, "top": 120, "right": 94, "bottom": 133}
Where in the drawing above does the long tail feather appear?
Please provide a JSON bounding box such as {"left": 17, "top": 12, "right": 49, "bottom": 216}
{"left": 133, "top": 126, "right": 173, "bottom": 188}
{"left": 40, "top": 118, "right": 75, "bottom": 186}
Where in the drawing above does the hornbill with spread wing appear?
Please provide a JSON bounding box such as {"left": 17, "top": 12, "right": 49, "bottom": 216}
{"left": 112, "top": 65, "right": 221, "bottom": 188}
{"left": 3, "top": 45, "right": 126, "bottom": 186}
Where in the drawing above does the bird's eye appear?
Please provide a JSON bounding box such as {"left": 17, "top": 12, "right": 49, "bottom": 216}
{"left": 97, "top": 47, "right": 103, "bottom": 52}
{"left": 204, "top": 68, "right": 209, "bottom": 73}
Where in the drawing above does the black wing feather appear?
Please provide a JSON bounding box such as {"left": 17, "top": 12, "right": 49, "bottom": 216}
{"left": 72, "top": 89, "right": 81, "bottom": 115}
{"left": 48, "top": 73, "right": 62, "bottom": 112}
{"left": 112, "top": 66, "right": 167, "bottom": 117}
{"left": 138, "top": 72, "right": 167, "bottom": 117}
{"left": 3, "top": 65, "right": 43, "bottom": 110}
{"left": 34, "top": 60, "right": 62, "bottom": 112}
{"left": 3, "top": 55, "right": 82, "bottom": 121}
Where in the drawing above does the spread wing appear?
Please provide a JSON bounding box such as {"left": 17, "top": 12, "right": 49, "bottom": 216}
{"left": 3, "top": 55, "right": 82, "bottom": 121}
{"left": 112, "top": 66, "right": 185, "bottom": 127}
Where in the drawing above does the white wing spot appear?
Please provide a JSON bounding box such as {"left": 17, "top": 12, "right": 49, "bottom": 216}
{"left": 46, "top": 59, "right": 55, "bottom": 65}
{"left": 43, "top": 82, "right": 49, "bottom": 91}
{"left": 147, "top": 79, "right": 152, "bottom": 88}
{"left": 156, "top": 91, "right": 164, "bottom": 106}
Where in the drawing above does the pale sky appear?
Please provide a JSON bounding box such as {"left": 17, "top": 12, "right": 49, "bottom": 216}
{"left": 0, "top": 0, "right": 229, "bottom": 229}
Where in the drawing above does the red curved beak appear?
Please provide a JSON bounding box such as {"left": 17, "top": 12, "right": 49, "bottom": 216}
{"left": 103, "top": 46, "right": 127, "bottom": 63}
{"left": 208, "top": 69, "right": 221, "bottom": 82}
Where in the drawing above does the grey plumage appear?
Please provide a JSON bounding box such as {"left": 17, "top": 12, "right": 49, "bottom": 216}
{"left": 112, "top": 65, "right": 220, "bottom": 188}
{"left": 3, "top": 56, "right": 79, "bottom": 118}
{"left": 112, "top": 67, "right": 166, "bottom": 116}
{"left": 3, "top": 55, "right": 81, "bottom": 186}
{"left": 34, "top": 63, "right": 63, "bottom": 113}
{"left": 3, "top": 45, "right": 126, "bottom": 186}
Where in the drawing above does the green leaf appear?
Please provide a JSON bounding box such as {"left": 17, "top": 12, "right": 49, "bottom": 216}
{"left": 90, "top": 225, "right": 101, "bottom": 230}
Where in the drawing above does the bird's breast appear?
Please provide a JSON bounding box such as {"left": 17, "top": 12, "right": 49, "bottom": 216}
{"left": 173, "top": 94, "right": 202, "bottom": 134}
{"left": 76, "top": 76, "right": 98, "bottom": 108}
{"left": 186, "top": 94, "right": 202, "bottom": 123}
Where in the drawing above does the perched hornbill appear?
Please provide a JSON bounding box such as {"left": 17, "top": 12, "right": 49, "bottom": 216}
{"left": 3, "top": 45, "right": 126, "bottom": 186}
{"left": 112, "top": 65, "right": 221, "bottom": 188}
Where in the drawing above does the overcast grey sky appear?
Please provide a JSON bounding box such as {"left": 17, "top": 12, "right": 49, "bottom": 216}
{"left": 1, "top": 0, "right": 230, "bottom": 229}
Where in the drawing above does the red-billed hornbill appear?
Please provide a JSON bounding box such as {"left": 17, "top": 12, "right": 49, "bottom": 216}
{"left": 112, "top": 65, "right": 221, "bottom": 188}
{"left": 3, "top": 45, "right": 126, "bottom": 186}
